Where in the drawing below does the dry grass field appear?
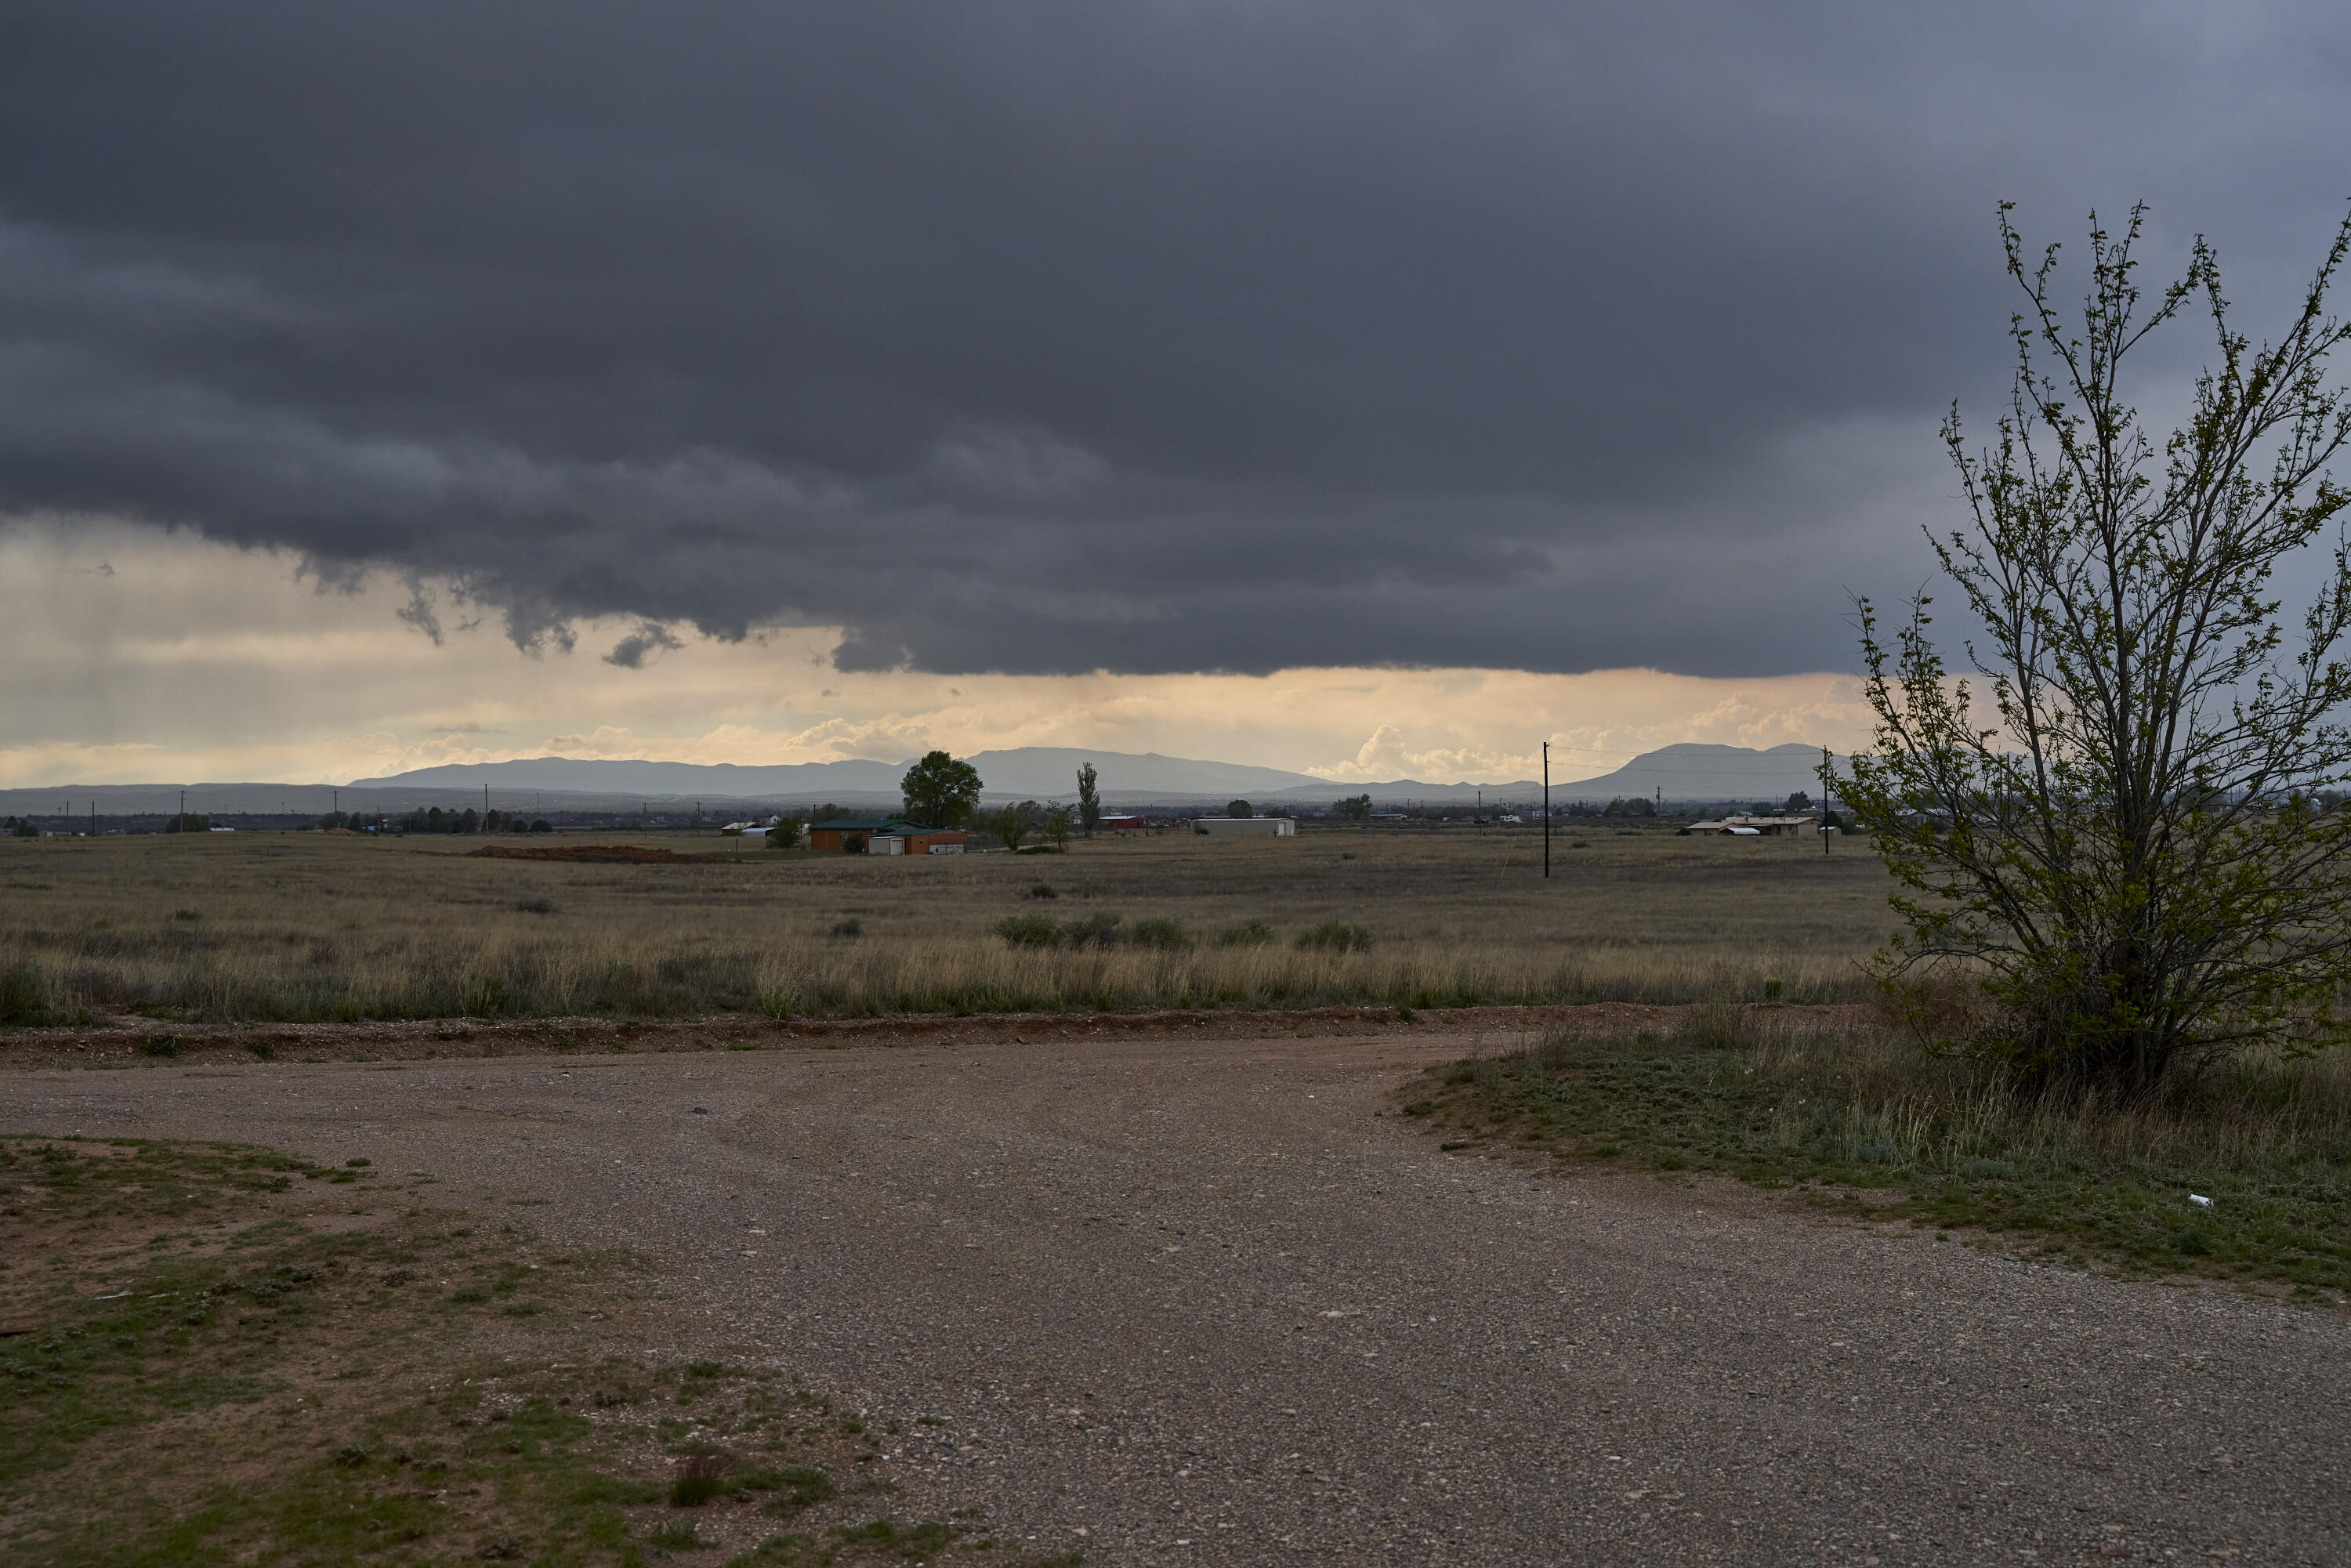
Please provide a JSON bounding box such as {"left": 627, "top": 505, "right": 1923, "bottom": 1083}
{"left": 0, "top": 824, "right": 1897, "bottom": 1026}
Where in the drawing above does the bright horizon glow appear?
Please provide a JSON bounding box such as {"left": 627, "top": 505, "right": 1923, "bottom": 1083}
{"left": 0, "top": 518, "right": 1879, "bottom": 790}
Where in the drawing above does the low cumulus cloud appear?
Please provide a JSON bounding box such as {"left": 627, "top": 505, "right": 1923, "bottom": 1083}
{"left": 2, "top": 3, "right": 2346, "bottom": 678}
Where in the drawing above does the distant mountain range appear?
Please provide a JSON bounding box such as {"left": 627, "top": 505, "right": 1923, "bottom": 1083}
{"left": 344, "top": 748, "right": 1334, "bottom": 799}
{"left": 345, "top": 741, "right": 1835, "bottom": 804}
{"left": 3, "top": 741, "right": 1841, "bottom": 817}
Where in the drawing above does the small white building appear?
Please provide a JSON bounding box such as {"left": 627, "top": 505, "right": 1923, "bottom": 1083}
{"left": 1192, "top": 816, "right": 1296, "bottom": 837}
{"left": 1686, "top": 814, "right": 1822, "bottom": 837}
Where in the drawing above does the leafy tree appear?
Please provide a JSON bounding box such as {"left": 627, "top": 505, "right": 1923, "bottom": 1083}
{"left": 766, "top": 818, "right": 802, "bottom": 849}
{"left": 1076, "top": 762, "right": 1101, "bottom": 838}
{"left": 9, "top": 817, "right": 37, "bottom": 838}
{"left": 1331, "top": 793, "right": 1372, "bottom": 826}
{"left": 1043, "top": 802, "right": 1074, "bottom": 851}
{"left": 1602, "top": 797, "right": 1655, "bottom": 818}
{"left": 990, "top": 805, "right": 1031, "bottom": 853}
{"left": 529, "top": 818, "right": 552, "bottom": 834}
{"left": 1226, "top": 798, "right": 1252, "bottom": 819}
{"left": 1839, "top": 203, "right": 2351, "bottom": 1095}
{"left": 1785, "top": 791, "right": 1813, "bottom": 813}
{"left": 811, "top": 802, "right": 846, "bottom": 824}
{"left": 900, "top": 751, "right": 984, "bottom": 829}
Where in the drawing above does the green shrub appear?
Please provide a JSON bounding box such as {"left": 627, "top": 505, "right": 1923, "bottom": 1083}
{"left": 1059, "top": 914, "right": 1123, "bottom": 950}
{"left": 1295, "top": 919, "right": 1372, "bottom": 953}
{"left": 1127, "top": 917, "right": 1193, "bottom": 950}
{"left": 1214, "top": 919, "right": 1274, "bottom": 948}
{"left": 669, "top": 1452, "right": 728, "bottom": 1507}
{"left": 0, "top": 962, "right": 47, "bottom": 1026}
{"left": 994, "top": 914, "right": 1060, "bottom": 948}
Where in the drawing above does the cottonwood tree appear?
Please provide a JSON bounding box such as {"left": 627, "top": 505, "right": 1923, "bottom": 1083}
{"left": 1076, "top": 762, "right": 1101, "bottom": 838}
{"left": 1840, "top": 203, "right": 2351, "bottom": 1093}
{"left": 989, "top": 804, "right": 1032, "bottom": 853}
{"left": 900, "top": 751, "right": 984, "bottom": 829}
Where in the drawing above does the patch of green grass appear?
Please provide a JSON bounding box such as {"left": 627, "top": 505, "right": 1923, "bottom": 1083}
{"left": 1125, "top": 917, "right": 1193, "bottom": 951}
{"left": 0, "top": 1136, "right": 1016, "bottom": 1567}
{"left": 992, "top": 914, "right": 1060, "bottom": 949}
{"left": 835, "top": 1519, "right": 957, "bottom": 1559}
{"left": 1213, "top": 919, "right": 1273, "bottom": 948}
{"left": 648, "top": 1517, "right": 703, "bottom": 1549}
{"left": 1409, "top": 1022, "right": 2351, "bottom": 1293}
{"left": 1293, "top": 919, "right": 1371, "bottom": 953}
{"left": 0, "top": 961, "right": 50, "bottom": 1025}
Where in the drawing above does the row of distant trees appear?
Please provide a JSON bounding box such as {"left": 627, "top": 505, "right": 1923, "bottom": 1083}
{"left": 313, "top": 808, "right": 552, "bottom": 835}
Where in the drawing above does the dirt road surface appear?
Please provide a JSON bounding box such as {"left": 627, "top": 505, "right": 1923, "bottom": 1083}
{"left": 8, "top": 1029, "right": 2347, "bottom": 1565}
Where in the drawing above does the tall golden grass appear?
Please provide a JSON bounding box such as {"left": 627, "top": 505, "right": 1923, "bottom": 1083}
{"left": 1, "top": 825, "right": 1899, "bottom": 1023}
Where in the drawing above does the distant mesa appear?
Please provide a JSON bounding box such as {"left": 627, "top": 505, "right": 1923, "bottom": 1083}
{"left": 1545, "top": 743, "right": 1840, "bottom": 802}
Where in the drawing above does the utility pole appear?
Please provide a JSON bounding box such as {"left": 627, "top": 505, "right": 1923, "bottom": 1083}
{"left": 1542, "top": 742, "right": 1550, "bottom": 880}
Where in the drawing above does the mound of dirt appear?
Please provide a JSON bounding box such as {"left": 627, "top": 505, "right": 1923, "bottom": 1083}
{"left": 467, "top": 844, "right": 720, "bottom": 864}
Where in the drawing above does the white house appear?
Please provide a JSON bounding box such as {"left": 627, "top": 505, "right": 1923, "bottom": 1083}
{"left": 1686, "top": 814, "right": 1821, "bottom": 837}
{"left": 1193, "top": 817, "right": 1296, "bottom": 837}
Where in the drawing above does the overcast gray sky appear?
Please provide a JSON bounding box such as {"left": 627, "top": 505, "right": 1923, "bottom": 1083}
{"left": 2, "top": 1, "right": 2347, "bottom": 678}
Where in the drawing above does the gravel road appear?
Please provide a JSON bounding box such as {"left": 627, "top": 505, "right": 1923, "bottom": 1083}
{"left": 9, "top": 1030, "right": 2348, "bottom": 1565}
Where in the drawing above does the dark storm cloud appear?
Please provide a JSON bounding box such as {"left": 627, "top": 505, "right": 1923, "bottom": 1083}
{"left": 2, "top": 2, "right": 2346, "bottom": 675}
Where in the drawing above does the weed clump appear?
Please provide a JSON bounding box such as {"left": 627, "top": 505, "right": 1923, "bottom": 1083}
{"left": 1127, "top": 917, "right": 1193, "bottom": 951}
{"left": 830, "top": 918, "right": 863, "bottom": 939}
{"left": 0, "top": 961, "right": 48, "bottom": 1025}
{"left": 1025, "top": 883, "right": 1058, "bottom": 900}
{"left": 1295, "top": 919, "right": 1372, "bottom": 953}
{"left": 668, "top": 1451, "right": 729, "bottom": 1506}
{"left": 994, "top": 914, "right": 1060, "bottom": 948}
{"left": 1215, "top": 919, "right": 1274, "bottom": 948}
{"left": 513, "top": 896, "right": 558, "bottom": 914}
{"left": 1058, "top": 914, "right": 1122, "bottom": 950}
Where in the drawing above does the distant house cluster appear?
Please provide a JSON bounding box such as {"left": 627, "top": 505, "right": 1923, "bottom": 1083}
{"left": 1191, "top": 816, "right": 1296, "bottom": 837}
{"left": 807, "top": 817, "right": 968, "bottom": 855}
{"left": 1686, "top": 813, "right": 1823, "bottom": 837}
